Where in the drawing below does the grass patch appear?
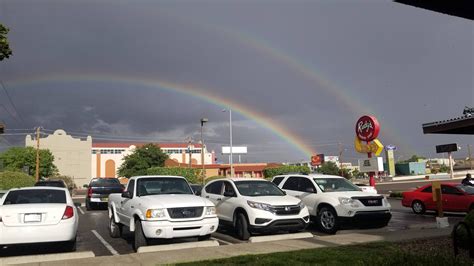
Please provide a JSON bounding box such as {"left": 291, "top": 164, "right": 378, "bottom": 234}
{"left": 177, "top": 242, "right": 471, "bottom": 266}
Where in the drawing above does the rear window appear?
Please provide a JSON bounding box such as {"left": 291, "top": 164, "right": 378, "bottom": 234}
{"left": 3, "top": 189, "right": 66, "bottom": 205}
{"left": 90, "top": 178, "right": 121, "bottom": 186}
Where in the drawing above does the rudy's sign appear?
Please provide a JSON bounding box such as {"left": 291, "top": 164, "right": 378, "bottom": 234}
{"left": 354, "top": 115, "right": 384, "bottom": 156}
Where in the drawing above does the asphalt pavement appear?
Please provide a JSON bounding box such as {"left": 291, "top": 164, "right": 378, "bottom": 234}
{"left": 1, "top": 198, "right": 465, "bottom": 258}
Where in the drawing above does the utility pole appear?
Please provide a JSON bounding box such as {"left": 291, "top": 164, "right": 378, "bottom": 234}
{"left": 338, "top": 142, "right": 344, "bottom": 176}
{"left": 468, "top": 144, "right": 473, "bottom": 170}
{"left": 200, "top": 118, "right": 208, "bottom": 185}
{"left": 35, "top": 127, "right": 40, "bottom": 182}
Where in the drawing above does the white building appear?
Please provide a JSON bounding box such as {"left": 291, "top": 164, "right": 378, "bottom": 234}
{"left": 25, "top": 129, "right": 92, "bottom": 187}
{"left": 92, "top": 142, "right": 215, "bottom": 178}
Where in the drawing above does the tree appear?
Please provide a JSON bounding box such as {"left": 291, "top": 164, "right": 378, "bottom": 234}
{"left": 0, "top": 24, "right": 12, "bottom": 61}
{"left": 316, "top": 161, "right": 340, "bottom": 176}
{"left": 118, "top": 143, "right": 169, "bottom": 178}
{"left": 0, "top": 147, "right": 58, "bottom": 178}
{"left": 401, "top": 155, "right": 426, "bottom": 163}
{"left": 263, "top": 165, "right": 310, "bottom": 179}
{"left": 0, "top": 171, "right": 35, "bottom": 189}
{"left": 147, "top": 167, "right": 201, "bottom": 184}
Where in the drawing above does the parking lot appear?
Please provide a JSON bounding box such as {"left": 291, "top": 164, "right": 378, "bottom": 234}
{"left": 0, "top": 198, "right": 464, "bottom": 258}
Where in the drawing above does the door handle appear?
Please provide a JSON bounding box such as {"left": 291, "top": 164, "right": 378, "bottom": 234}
{"left": 131, "top": 206, "right": 134, "bottom": 208}
{"left": 121, "top": 201, "right": 124, "bottom": 204}
{"left": 217, "top": 198, "right": 222, "bottom": 201}
{"left": 205, "top": 196, "right": 210, "bottom": 198}
{"left": 295, "top": 195, "right": 301, "bottom": 198}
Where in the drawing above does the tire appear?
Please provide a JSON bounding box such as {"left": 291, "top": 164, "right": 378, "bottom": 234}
{"left": 133, "top": 220, "right": 148, "bottom": 252}
{"left": 63, "top": 237, "right": 77, "bottom": 252}
{"left": 316, "top": 206, "right": 338, "bottom": 234}
{"left": 85, "top": 200, "right": 93, "bottom": 211}
{"left": 109, "top": 215, "right": 122, "bottom": 238}
{"left": 198, "top": 234, "right": 211, "bottom": 241}
{"left": 235, "top": 212, "right": 251, "bottom": 241}
{"left": 411, "top": 200, "right": 426, "bottom": 215}
{"left": 469, "top": 204, "right": 474, "bottom": 213}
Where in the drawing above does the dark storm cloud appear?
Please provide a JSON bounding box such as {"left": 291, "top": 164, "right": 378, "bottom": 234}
{"left": 0, "top": 0, "right": 472, "bottom": 162}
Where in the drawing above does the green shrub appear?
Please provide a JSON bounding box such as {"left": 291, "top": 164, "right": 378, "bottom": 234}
{"left": 52, "top": 175, "right": 77, "bottom": 190}
{"left": 147, "top": 167, "right": 201, "bottom": 184}
{"left": 205, "top": 176, "right": 227, "bottom": 183}
{"left": 453, "top": 210, "right": 474, "bottom": 249}
{"left": 0, "top": 171, "right": 35, "bottom": 190}
{"left": 263, "top": 165, "right": 310, "bottom": 179}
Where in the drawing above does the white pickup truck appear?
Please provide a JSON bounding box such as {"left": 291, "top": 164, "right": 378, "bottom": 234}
{"left": 108, "top": 175, "right": 219, "bottom": 251}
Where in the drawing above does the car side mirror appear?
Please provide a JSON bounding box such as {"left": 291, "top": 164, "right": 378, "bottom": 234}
{"left": 194, "top": 190, "right": 201, "bottom": 196}
{"left": 305, "top": 187, "right": 315, "bottom": 193}
{"left": 223, "top": 191, "right": 236, "bottom": 197}
{"left": 83, "top": 184, "right": 89, "bottom": 188}
{"left": 122, "top": 191, "right": 132, "bottom": 199}
{"left": 282, "top": 190, "right": 287, "bottom": 195}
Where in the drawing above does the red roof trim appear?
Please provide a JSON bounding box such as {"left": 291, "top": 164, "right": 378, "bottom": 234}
{"left": 92, "top": 142, "right": 202, "bottom": 148}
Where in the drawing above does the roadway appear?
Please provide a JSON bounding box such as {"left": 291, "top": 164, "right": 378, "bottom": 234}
{"left": 0, "top": 198, "right": 464, "bottom": 257}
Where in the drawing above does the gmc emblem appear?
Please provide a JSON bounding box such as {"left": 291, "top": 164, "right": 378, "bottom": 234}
{"left": 284, "top": 206, "right": 291, "bottom": 211}
{"left": 367, "top": 200, "right": 378, "bottom": 205}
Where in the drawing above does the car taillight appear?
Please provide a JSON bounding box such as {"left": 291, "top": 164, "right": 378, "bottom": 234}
{"left": 62, "top": 206, "right": 74, "bottom": 219}
{"left": 87, "top": 187, "right": 93, "bottom": 197}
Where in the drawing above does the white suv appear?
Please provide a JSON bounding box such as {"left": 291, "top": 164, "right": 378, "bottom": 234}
{"left": 273, "top": 174, "right": 391, "bottom": 234}
{"left": 201, "top": 178, "right": 310, "bottom": 240}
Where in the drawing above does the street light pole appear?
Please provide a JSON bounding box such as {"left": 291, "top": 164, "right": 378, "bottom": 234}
{"left": 200, "top": 118, "right": 208, "bottom": 184}
{"left": 222, "top": 109, "right": 234, "bottom": 177}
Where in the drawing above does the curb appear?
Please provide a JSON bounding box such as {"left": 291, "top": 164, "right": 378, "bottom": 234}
{"left": 0, "top": 251, "right": 95, "bottom": 265}
{"left": 248, "top": 232, "right": 314, "bottom": 243}
{"left": 137, "top": 240, "right": 219, "bottom": 253}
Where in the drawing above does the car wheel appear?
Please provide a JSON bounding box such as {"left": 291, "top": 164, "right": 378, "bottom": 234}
{"left": 86, "top": 200, "right": 93, "bottom": 211}
{"left": 133, "top": 220, "right": 148, "bottom": 252}
{"left": 469, "top": 204, "right": 474, "bottom": 213}
{"left": 198, "top": 234, "right": 211, "bottom": 241}
{"left": 235, "top": 212, "right": 250, "bottom": 241}
{"left": 109, "top": 215, "right": 122, "bottom": 238}
{"left": 411, "top": 200, "right": 426, "bottom": 215}
{"left": 64, "top": 237, "right": 77, "bottom": 252}
{"left": 317, "top": 206, "right": 338, "bottom": 234}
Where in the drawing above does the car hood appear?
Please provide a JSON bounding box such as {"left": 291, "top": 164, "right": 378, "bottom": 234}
{"left": 137, "top": 194, "right": 212, "bottom": 208}
{"left": 244, "top": 195, "right": 301, "bottom": 206}
{"left": 322, "top": 191, "right": 384, "bottom": 198}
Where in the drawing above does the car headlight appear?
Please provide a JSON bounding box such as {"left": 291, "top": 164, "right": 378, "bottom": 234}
{"left": 247, "top": 200, "right": 273, "bottom": 212}
{"left": 338, "top": 197, "right": 361, "bottom": 208}
{"left": 205, "top": 206, "right": 216, "bottom": 216}
{"left": 297, "top": 200, "right": 306, "bottom": 209}
{"left": 145, "top": 208, "right": 166, "bottom": 219}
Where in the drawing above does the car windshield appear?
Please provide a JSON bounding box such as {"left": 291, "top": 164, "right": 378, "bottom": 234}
{"left": 90, "top": 178, "right": 121, "bottom": 187}
{"left": 3, "top": 189, "right": 66, "bottom": 205}
{"left": 457, "top": 185, "right": 474, "bottom": 195}
{"left": 234, "top": 181, "right": 285, "bottom": 197}
{"left": 136, "top": 178, "right": 193, "bottom": 196}
{"left": 313, "top": 178, "right": 361, "bottom": 192}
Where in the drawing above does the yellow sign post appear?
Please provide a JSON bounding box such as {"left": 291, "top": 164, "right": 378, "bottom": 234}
{"left": 354, "top": 137, "right": 384, "bottom": 156}
{"left": 432, "top": 181, "right": 443, "bottom": 217}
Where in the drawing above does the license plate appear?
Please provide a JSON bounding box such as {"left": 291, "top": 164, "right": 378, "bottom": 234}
{"left": 101, "top": 197, "right": 108, "bottom": 202}
{"left": 24, "top": 213, "right": 41, "bottom": 223}
{"left": 90, "top": 198, "right": 101, "bottom": 202}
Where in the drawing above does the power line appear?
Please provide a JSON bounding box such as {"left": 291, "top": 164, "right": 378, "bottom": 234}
{"left": 0, "top": 102, "right": 21, "bottom": 124}
{"left": 0, "top": 80, "right": 26, "bottom": 126}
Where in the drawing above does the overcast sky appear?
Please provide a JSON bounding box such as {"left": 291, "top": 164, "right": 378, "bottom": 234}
{"left": 0, "top": 0, "right": 472, "bottom": 163}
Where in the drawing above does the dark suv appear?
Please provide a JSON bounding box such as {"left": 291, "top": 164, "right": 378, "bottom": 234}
{"left": 85, "top": 178, "right": 124, "bottom": 210}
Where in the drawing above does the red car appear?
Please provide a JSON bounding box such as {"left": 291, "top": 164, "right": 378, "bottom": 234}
{"left": 402, "top": 183, "right": 474, "bottom": 214}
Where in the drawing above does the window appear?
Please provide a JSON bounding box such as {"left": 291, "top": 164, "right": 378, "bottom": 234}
{"left": 272, "top": 176, "right": 284, "bottom": 186}
{"left": 205, "top": 181, "right": 223, "bottom": 195}
{"left": 421, "top": 186, "right": 432, "bottom": 193}
{"left": 441, "top": 185, "right": 462, "bottom": 195}
{"left": 4, "top": 189, "right": 66, "bottom": 205}
{"left": 223, "top": 181, "right": 236, "bottom": 195}
{"left": 298, "top": 178, "right": 316, "bottom": 193}
{"left": 313, "top": 178, "right": 360, "bottom": 192}
{"left": 90, "top": 178, "right": 121, "bottom": 186}
{"left": 136, "top": 178, "right": 193, "bottom": 196}
{"left": 127, "top": 180, "right": 135, "bottom": 197}
{"left": 282, "top": 177, "right": 299, "bottom": 191}
{"left": 234, "top": 181, "right": 285, "bottom": 197}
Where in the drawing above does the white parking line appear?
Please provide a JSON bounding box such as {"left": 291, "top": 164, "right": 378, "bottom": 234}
{"left": 77, "top": 207, "right": 85, "bottom": 215}
{"left": 91, "top": 230, "right": 119, "bottom": 256}
{"left": 210, "top": 237, "right": 233, "bottom": 245}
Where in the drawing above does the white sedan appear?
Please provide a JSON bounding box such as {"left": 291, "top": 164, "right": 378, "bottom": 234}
{"left": 0, "top": 187, "right": 78, "bottom": 251}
